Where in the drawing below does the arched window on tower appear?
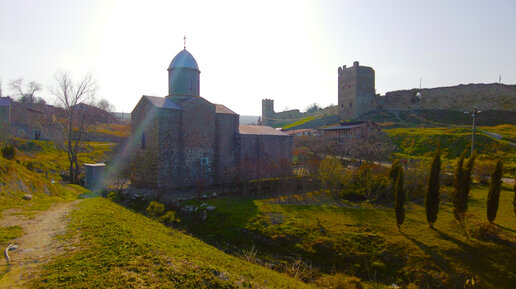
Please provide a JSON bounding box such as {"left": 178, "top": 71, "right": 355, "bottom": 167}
{"left": 141, "top": 132, "right": 146, "bottom": 149}
{"left": 190, "top": 79, "right": 193, "bottom": 91}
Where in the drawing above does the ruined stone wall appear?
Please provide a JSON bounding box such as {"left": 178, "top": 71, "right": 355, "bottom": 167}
{"left": 130, "top": 99, "right": 160, "bottom": 188}
{"left": 214, "top": 113, "right": 239, "bottom": 185}
{"left": 239, "top": 134, "right": 292, "bottom": 181}
{"left": 382, "top": 83, "right": 516, "bottom": 111}
{"left": 180, "top": 97, "right": 216, "bottom": 187}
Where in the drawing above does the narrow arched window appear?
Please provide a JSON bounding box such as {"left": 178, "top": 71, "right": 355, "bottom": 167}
{"left": 141, "top": 132, "right": 146, "bottom": 149}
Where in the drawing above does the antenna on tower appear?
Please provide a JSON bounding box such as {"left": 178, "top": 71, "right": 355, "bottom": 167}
{"left": 183, "top": 35, "right": 187, "bottom": 49}
{"left": 499, "top": 74, "right": 501, "bottom": 84}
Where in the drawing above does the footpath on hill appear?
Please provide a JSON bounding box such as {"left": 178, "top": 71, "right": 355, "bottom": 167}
{"left": 0, "top": 200, "right": 80, "bottom": 288}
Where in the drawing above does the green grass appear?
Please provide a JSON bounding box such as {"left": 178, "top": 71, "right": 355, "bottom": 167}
{"left": 29, "top": 198, "right": 312, "bottom": 289}
{"left": 180, "top": 185, "right": 516, "bottom": 288}
{"left": 0, "top": 225, "right": 22, "bottom": 244}
{"left": 386, "top": 126, "right": 516, "bottom": 175}
{"left": 282, "top": 116, "right": 317, "bottom": 129}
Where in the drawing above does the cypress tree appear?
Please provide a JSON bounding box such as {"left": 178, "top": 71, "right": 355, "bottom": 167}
{"left": 390, "top": 159, "right": 401, "bottom": 197}
{"left": 486, "top": 160, "right": 503, "bottom": 223}
{"left": 453, "top": 150, "right": 477, "bottom": 223}
{"left": 453, "top": 150, "right": 467, "bottom": 222}
{"left": 394, "top": 165, "right": 405, "bottom": 231}
{"left": 512, "top": 178, "right": 515, "bottom": 217}
{"left": 425, "top": 141, "right": 441, "bottom": 228}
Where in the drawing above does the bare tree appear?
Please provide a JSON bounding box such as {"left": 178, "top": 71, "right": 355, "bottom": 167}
{"left": 49, "top": 71, "right": 97, "bottom": 184}
{"left": 97, "top": 99, "right": 114, "bottom": 112}
{"left": 9, "top": 78, "right": 45, "bottom": 104}
{"left": 343, "top": 123, "right": 395, "bottom": 164}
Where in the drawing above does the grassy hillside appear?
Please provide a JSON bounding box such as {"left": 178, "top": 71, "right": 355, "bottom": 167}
{"left": 385, "top": 126, "right": 516, "bottom": 175}
{"left": 29, "top": 198, "right": 312, "bottom": 289}
{"left": 11, "top": 138, "right": 115, "bottom": 182}
{"left": 180, "top": 185, "right": 516, "bottom": 289}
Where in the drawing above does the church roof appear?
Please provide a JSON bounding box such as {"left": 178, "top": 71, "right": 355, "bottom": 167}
{"left": 239, "top": 125, "right": 290, "bottom": 136}
{"left": 215, "top": 104, "right": 238, "bottom": 115}
{"left": 168, "top": 49, "right": 199, "bottom": 70}
{"left": 143, "top": 95, "right": 183, "bottom": 110}
{"left": 0, "top": 97, "right": 12, "bottom": 107}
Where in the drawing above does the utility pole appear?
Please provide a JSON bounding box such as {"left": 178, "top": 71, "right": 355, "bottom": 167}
{"left": 464, "top": 107, "right": 481, "bottom": 156}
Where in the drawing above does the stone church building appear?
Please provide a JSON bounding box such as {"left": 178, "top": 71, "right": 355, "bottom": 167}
{"left": 130, "top": 48, "right": 292, "bottom": 190}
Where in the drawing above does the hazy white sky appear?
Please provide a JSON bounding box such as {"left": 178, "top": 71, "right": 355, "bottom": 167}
{"left": 1, "top": 0, "right": 515, "bottom": 115}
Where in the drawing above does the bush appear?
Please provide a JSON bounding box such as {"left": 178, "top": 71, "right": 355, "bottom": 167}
{"left": 107, "top": 191, "right": 118, "bottom": 202}
{"left": 159, "top": 210, "right": 179, "bottom": 226}
{"left": 319, "top": 158, "right": 345, "bottom": 195}
{"left": 347, "top": 164, "right": 390, "bottom": 202}
{"left": 405, "top": 160, "right": 430, "bottom": 200}
{"left": 146, "top": 201, "right": 165, "bottom": 218}
{"left": 1, "top": 145, "right": 16, "bottom": 160}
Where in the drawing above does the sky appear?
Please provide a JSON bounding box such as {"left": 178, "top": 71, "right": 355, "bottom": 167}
{"left": 1, "top": 0, "right": 515, "bottom": 115}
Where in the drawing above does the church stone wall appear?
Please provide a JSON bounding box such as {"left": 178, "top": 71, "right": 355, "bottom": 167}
{"left": 158, "top": 109, "right": 183, "bottom": 189}
{"left": 180, "top": 97, "right": 216, "bottom": 187}
{"left": 239, "top": 134, "right": 292, "bottom": 181}
{"left": 130, "top": 99, "right": 160, "bottom": 188}
{"left": 215, "top": 113, "right": 239, "bottom": 185}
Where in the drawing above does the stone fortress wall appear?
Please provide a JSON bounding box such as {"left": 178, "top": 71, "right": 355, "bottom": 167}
{"left": 262, "top": 63, "right": 516, "bottom": 124}
{"left": 381, "top": 83, "right": 516, "bottom": 111}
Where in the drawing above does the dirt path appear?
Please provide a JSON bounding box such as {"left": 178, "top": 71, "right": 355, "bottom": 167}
{"left": 0, "top": 200, "right": 81, "bottom": 288}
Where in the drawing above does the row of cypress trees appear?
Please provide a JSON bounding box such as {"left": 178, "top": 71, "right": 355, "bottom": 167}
{"left": 391, "top": 140, "right": 514, "bottom": 231}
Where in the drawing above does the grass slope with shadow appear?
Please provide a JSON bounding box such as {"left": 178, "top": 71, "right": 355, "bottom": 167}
{"left": 180, "top": 185, "right": 516, "bottom": 289}
{"left": 29, "top": 198, "right": 313, "bottom": 289}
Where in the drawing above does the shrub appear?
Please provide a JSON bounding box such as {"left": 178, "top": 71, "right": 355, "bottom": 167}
{"left": 146, "top": 201, "right": 165, "bottom": 218}
{"left": 107, "top": 191, "right": 118, "bottom": 202}
{"left": 1, "top": 145, "right": 16, "bottom": 160}
{"left": 486, "top": 160, "right": 503, "bottom": 223}
{"left": 347, "top": 164, "right": 390, "bottom": 202}
{"left": 159, "top": 210, "right": 179, "bottom": 226}
{"left": 319, "top": 157, "right": 345, "bottom": 195}
{"left": 475, "top": 159, "right": 496, "bottom": 185}
{"left": 426, "top": 141, "right": 441, "bottom": 228}
{"left": 405, "top": 160, "right": 429, "bottom": 200}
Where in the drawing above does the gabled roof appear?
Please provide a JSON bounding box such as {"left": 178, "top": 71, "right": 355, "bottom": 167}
{"left": 0, "top": 97, "right": 13, "bottom": 107}
{"left": 239, "top": 125, "right": 290, "bottom": 136}
{"left": 215, "top": 104, "right": 238, "bottom": 115}
{"left": 143, "top": 95, "right": 183, "bottom": 110}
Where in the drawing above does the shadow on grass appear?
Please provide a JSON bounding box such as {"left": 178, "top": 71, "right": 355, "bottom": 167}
{"left": 495, "top": 223, "right": 516, "bottom": 234}
{"left": 179, "top": 196, "right": 260, "bottom": 248}
{"left": 429, "top": 228, "right": 516, "bottom": 289}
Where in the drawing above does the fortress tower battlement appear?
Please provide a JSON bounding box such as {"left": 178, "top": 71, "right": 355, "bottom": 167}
{"left": 338, "top": 61, "right": 376, "bottom": 120}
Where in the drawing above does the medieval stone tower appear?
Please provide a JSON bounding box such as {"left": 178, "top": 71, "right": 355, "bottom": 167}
{"left": 338, "top": 61, "right": 376, "bottom": 119}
